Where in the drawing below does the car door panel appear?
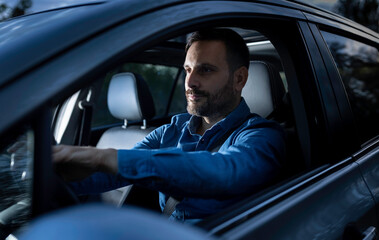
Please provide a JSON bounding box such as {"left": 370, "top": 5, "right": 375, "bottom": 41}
{"left": 355, "top": 144, "right": 379, "bottom": 225}
{"left": 221, "top": 161, "right": 376, "bottom": 240}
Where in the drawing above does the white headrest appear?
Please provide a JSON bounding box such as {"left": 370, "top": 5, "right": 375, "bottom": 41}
{"left": 107, "top": 73, "right": 155, "bottom": 121}
{"left": 242, "top": 61, "right": 274, "bottom": 118}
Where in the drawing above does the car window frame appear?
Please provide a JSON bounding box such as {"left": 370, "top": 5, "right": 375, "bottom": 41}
{"left": 1, "top": 0, "right": 311, "bottom": 218}
{"left": 298, "top": 21, "right": 360, "bottom": 163}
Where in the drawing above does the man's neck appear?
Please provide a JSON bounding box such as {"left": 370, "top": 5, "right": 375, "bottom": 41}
{"left": 196, "top": 116, "right": 224, "bottom": 135}
{"left": 195, "top": 97, "right": 242, "bottom": 135}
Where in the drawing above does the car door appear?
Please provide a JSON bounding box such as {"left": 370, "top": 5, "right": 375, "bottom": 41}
{"left": 312, "top": 15, "right": 379, "bottom": 238}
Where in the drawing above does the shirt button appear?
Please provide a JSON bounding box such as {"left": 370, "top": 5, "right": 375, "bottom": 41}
{"left": 200, "top": 139, "right": 205, "bottom": 143}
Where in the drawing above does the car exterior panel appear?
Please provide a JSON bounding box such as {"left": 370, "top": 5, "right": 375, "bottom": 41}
{"left": 219, "top": 161, "right": 376, "bottom": 239}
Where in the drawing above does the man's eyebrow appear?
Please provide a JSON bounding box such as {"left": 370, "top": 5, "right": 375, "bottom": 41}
{"left": 200, "top": 63, "right": 218, "bottom": 68}
{"left": 183, "top": 63, "right": 218, "bottom": 69}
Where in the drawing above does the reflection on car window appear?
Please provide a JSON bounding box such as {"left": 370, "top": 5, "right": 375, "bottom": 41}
{"left": 92, "top": 63, "right": 179, "bottom": 127}
{"left": 322, "top": 31, "right": 379, "bottom": 145}
{"left": 0, "top": 130, "right": 33, "bottom": 236}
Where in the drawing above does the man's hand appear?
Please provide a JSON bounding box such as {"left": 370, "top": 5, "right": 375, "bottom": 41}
{"left": 52, "top": 145, "right": 118, "bottom": 181}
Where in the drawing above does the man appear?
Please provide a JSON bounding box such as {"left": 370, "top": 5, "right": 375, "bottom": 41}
{"left": 53, "top": 28, "right": 286, "bottom": 222}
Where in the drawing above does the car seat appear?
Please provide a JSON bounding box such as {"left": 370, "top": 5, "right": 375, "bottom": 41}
{"left": 97, "top": 72, "right": 156, "bottom": 206}
{"left": 97, "top": 72, "right": 156, "bottom": 149}
{"left": 242, "top": 61, "right": 286, "bottom": 119}
{"left": 242, "top": 61, "right": 303, "bottom": 177}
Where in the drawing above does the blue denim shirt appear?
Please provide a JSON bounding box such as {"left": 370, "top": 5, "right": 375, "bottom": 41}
{"left": 72, "top": 99, "right": 286, "bottom": 221}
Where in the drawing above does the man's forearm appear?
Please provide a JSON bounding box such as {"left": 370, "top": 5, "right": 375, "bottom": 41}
{"left": 53, "top": 145, "right": 118, "bottom": 181}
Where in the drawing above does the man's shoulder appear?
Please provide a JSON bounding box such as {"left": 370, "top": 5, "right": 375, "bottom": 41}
{"left": 244, "top": 114, "right": 284, "bottom": 133}
{"left": 246, "top": 113, "right": 270, "bottom": 124}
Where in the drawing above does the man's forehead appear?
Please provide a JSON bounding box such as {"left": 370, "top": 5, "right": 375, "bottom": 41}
{"left": 184, "top": 40, "right": 227, "bottom": 65}
{"left": 189, "top": 40, "right": 225, "bottom": 51}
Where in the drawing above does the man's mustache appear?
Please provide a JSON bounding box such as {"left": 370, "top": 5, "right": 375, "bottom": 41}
{"left": 186, "top": 89, "right": 209, "bottom": 97}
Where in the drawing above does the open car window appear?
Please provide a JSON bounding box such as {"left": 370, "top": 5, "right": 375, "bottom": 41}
{"left": 58, "top": 25, "right": 303, "bottom": 200}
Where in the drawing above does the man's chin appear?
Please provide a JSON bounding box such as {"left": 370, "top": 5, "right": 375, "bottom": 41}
{"left": 187, "top": 104, "right": 206, "bottom": 116}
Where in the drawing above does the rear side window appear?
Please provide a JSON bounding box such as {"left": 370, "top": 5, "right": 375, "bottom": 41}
{"left": 122, "top": 63, "right": 179, "bottom": 116}
{"left": 92, "top": 63, "right": 179, "bottom": 127}
{"left": 321, "top": 31, "right": 379, "bottom": 144}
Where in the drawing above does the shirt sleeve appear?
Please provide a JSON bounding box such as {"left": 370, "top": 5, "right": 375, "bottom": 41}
{"left": 69, "top": 125, "right": 169, "bottom": 195}
{"left": 134, "top": 124, "right": 167, "bottom": 149}
{"left": 69, "top": 172, "right": 130, "bottom": 195}
{"left": 117, "top": 124, "right": 286, "bottom": 199}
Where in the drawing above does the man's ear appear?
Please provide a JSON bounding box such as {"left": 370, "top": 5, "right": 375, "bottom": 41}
{"left": 233, "top": 66, "right": 248, "bottom": 92}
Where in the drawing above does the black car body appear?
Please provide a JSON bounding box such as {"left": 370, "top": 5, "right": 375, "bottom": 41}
{"left": 0, "top": 0, "right": 378, "bottom": 239}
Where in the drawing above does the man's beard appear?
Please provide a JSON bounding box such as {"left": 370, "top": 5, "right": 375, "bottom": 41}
{"left": 186, "top": 76, "right": 237, "bottom": 119}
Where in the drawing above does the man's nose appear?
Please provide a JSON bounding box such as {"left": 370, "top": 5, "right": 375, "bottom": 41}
{"left": 186, "top": 72, "right": 200, "bottom": 89}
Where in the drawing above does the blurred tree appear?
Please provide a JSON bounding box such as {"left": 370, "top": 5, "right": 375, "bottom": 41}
{"left": 0, "top": 3, "right": 8, "bottom": 20}
{"left": 0, "top": 0, "right": 32, "bottom": 21}
{"left": 334, "top": 0, "right": 379, "bottom": 32}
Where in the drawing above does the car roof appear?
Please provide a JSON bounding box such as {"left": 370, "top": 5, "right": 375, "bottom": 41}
{"left": 0, "top": 0, "right": 377, "bottom": 90}
{"left": 0, "top": 0, "right": 179, "bottom": 89}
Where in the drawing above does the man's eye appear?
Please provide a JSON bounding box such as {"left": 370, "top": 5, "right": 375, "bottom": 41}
{"left": 200, "top": 67, "right": 212, "bottom": 73}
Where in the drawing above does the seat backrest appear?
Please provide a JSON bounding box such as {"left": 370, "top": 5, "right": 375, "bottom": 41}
{"left": 242, "top": 61, "right": 286, "bottom": 119}
{"left": 97, "top": 72, "right": 157, "bottom": 206}
{"left": 243, "top": 61, "right": 307, "bottom": 175}
{"left": 97, "top": 72, "right": 156, "bottom": 149}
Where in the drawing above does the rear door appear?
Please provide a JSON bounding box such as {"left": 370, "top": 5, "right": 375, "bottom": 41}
{"left": 313, "top": 14, "right": 379, "bottom": 237}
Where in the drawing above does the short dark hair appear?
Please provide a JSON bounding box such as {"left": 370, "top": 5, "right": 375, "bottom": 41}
{"left": 185, "top": 28, "right": 250, "bottom": 73}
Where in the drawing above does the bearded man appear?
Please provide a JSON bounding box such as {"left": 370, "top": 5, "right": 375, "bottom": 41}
{"left": 53, "top": 28, "right": 286, "bottom": 222}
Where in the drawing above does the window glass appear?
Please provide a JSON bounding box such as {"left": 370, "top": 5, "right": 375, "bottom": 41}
{"left": 0, "top": 130, "right": 33, "bottom": 236}
{"left": 321, "top": 31, "right": 379, "bottom": 144}
{"left": 92, "top": 63, "right": 179, "bottom": 127}
{"left": 91, "top": 72, "right": 119, "bottom": 128}
{"left": 122, "top": 63, "right": 179, "bottom": 116}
